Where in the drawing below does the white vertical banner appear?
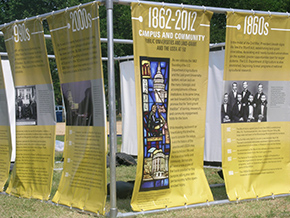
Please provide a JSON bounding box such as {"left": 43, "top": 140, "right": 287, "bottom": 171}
{"left": 120, "top": 60, "right": 138, "bottom": 156}
{"left": 2, "top": 59, "right": 15, "bottom": 162}
{"left": 0, "top": 57, "right": 12, "bottom": 190}
{"left": 204, "top": 49, "right": 225, "bottom": 162}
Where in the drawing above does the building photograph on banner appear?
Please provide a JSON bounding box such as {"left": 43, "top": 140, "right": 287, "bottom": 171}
{"left": 47, "top": 2, "right": 107, "bottom": 215}
{"left": 0, "top": 57, "right": 12, "bottom": 191}
{"left": 222, "top": 12, "right": 290, "bottom": 201}
{"left": 1, "top": 18, "right": 56, "bottom": 200}
{"left": 131, "top": 2, "right": 214, "bottom": 211}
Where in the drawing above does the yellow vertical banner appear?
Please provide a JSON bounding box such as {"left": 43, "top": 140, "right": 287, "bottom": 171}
{"left": 131, "top": 3, "right": 213, "bottom": 211}
{"left": 223, "top": 12, "right": 290, "bottom": 201}
{"left": 0, "top": 57, "right": 12, "bottom": 191}
{"left": 46, "top": 2, "right": 106, "bottom": 214}
{"left": 2, "top": 19, "right": 56, "bottom": 200}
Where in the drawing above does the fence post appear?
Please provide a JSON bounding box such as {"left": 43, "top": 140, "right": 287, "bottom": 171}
{"left": 106, "top": 0, "right": 118, "bottom": 217}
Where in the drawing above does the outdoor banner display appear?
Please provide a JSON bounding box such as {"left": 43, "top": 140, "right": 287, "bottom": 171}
{"left": 222, "top": 12, "right": 290, "bottom": 201}
{"left": 131, "top": 3, "right": 214, "bottom": 211}
{"left": 0, "top": 57, "right": 12, "bottom": 191}
{"left": 2, "top": 19, "right": 56, "bottom": 200}
{"left": 47, "top": 3, "right": 107, "bottom": 214}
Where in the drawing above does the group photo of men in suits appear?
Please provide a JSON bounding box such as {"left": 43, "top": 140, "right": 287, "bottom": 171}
{"left": 221, "top": 81, "right": 268, "bottom": 123}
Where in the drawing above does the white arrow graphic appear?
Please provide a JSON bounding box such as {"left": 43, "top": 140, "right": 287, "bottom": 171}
{"left": 226, "top": 24, "right": 241, "bottom": 30}
{"left": 271, "top": 28, "right": 290, "bottom": 32}
{"left": 132, "top": 16, "right": 143, "bottom": 22}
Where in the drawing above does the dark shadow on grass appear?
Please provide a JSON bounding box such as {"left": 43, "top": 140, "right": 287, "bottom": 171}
{"left": 211, "top": 186, "right": 228, "bottom": 200}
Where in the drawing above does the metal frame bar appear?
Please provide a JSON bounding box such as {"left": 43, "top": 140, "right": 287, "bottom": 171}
{"left": 0, "top": 0, "right": 288, "bottom": 30}
{"left": 0, "top": 1, "right": 289, "bottom": 218}
{"left": 114, "top": 0, "right": 289, "bottom": 16}
{"left": 106, "top": 0, "right": 118, "bottom": 217}
{"left": 0, "top": 52, "right": 134, "bottom": 62}
{"left": 0, "top": 1, "right": 107, "bottom": 29}
{"left": 117, "top": 193, "right": 290, "bottom": 217}
{"left": 2, "top": 189, "right": 289, "bottom": 218}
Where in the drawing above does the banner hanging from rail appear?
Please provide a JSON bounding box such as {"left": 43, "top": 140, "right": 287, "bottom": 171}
{"left": 131, "top": 3, "right": 214, "bottom": 211}
{"left": 0, "top": 57, "right": 12, "bottom": 191}
{"left": 204, "top": 49, "right": 225, "bottom": 163}
{"left": 2, "top": 19, "right": 56, "bottom": 200}
{"left": 120, "top": 60, "right": 138, "bottom": 156}
{"left": 222, "top": 12, "right": 290, "bottom": 201}
{"left": 47, "top": 2, "right": 107, "bottom": 215}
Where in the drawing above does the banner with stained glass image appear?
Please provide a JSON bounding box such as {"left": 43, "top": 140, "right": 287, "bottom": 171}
{"left": 131, "top": 2, "right": 214, "bottom": 211}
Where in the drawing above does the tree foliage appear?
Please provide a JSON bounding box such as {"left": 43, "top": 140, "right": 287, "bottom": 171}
{"left": 0, "top": 0, "right": 290, "bottom": 107}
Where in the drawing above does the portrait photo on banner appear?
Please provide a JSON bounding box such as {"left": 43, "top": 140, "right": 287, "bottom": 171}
{"left": 15, "top": 85, "right": 37, "bottom": 125}
{"left": 221, "top": 81, "right": 269, "bottom": 123}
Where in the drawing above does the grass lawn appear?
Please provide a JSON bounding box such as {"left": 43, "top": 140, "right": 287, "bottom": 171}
{"left": 1, "top": 136, "right": 290, "bottom": 217}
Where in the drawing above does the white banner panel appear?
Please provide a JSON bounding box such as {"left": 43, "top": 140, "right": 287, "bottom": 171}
{"left": 204, "top": 49, "right": 225, "bottom": 162}
{"left": 120, "top": 60, "right": 138, "bottom": 156}
{"left": 2, "top": 59, "right": 15, "bottom": 162}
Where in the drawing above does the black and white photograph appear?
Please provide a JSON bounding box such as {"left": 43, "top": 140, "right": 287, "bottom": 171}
{"left": 15, "top": 85, "right": 37, "bottom": 125}
{"left": 221, "top": 81, "right": 268, "bottom": 123}
{"left": 62, "top": 80, "right": 93, "bottom": 126}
